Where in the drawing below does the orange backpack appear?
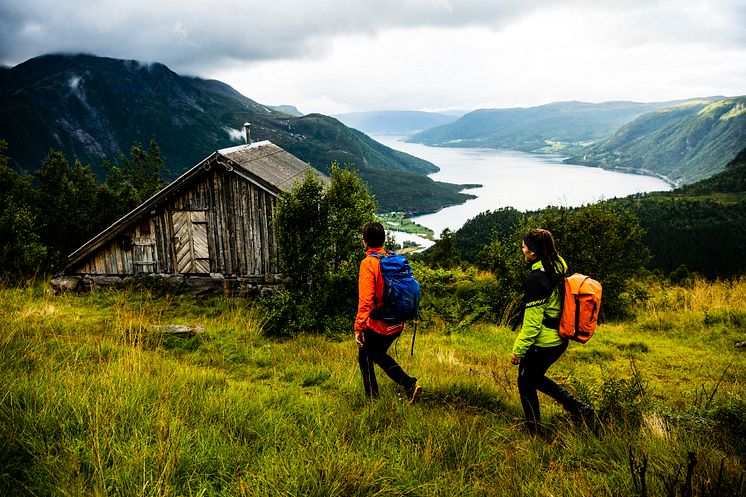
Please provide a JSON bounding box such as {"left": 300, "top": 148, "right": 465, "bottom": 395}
{"left": 559, "top": 273, "right": 602, "bottom": 343}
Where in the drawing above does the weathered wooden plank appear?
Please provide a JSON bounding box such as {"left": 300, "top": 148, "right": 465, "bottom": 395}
{"left": 239, "top": 180, "right": 250, "bottom": 275}
{"left": 260, "top": 190, "right": 270, "bottom": 274}
{"left": 114, "top": 243, "right": 122, "bottom": 274}
{"left": 153, "top": 215, "right": 164, "bottom": 273}
{"left": 229, "top": 173, "right": 238, "bottom": 274}
{"left": 222, "top": 176, "right": 232, "bottom": 274}
{"left": 122, "top": 240, "right": 132, "bottom": 274}
{"left": 267, "top": 197, "right": 278, "bottom": 273}
{"left": 246, "top": 182, "right": 256, "bottom": 274}
{"left": 94, "top": 253, "right": 105, "bottom": 274}
{"left": 211, "top": 172, "right": 225, "bottom": 273}
{"left": 251, "top": 184, "right": 261, "bottom": 274}
{"left": 231, "top": 176, "right": 242, "bottom": 275}
{"left": 234, "top": 176, "right": 244, "bottom": 274}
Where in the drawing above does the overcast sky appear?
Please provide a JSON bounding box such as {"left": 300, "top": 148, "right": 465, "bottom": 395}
{"left": 2, "top": 0, "right": 745, "bottom": 115}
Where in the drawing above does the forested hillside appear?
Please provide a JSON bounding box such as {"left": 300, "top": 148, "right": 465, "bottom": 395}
{"left": 451, "top": 146, "right": 746, "bottom": 279}
{"left": 567, "top": 97, "right": 746, "bottom": 184}
{"left": 0, "top": 54, "right": 470, "bottom": 213}
{"left": 615, "top": 145, "right": 746, "bottom": 276}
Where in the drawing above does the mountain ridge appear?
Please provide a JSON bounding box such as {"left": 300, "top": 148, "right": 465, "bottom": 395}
{"left": 0, "top": 53, "right": 472, "bottom": 213}
{"left": 407, "top": 98, "right": 725, "bottom": 155}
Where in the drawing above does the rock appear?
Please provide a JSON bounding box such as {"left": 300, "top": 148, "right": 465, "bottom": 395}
{"left": 49, "top": 276, "right": 82, "bottom": 292}
{"left": 90, "top": 276, "right": 123, "bottom": 287}
{"left": 151, "top": 324, "right": 204, "bottom": 335}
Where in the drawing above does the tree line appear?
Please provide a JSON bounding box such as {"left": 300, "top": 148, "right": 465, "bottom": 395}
{"left": 0, "top": 140, "right": 167, "bottom": 279}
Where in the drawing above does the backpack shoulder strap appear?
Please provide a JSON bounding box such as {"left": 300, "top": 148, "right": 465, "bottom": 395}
{"left": 367, "top": 250, "right": 393, "bottom": 260}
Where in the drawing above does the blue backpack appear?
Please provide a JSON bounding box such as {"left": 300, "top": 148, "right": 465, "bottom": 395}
{"left": 368, "top": 251, "right": 421, "bottom": 324}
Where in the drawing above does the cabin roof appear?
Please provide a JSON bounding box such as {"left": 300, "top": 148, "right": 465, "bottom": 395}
{"left": 62, "top": 141, "right": 327, "bottom": 272}
{"left": 218, "top": 140, "right": 328, "bottom": 193}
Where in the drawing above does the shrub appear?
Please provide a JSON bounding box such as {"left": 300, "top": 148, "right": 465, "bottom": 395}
{"left": 269, "top": 165, "right": 375, "bottom": 335}
{"left": 479, "top": 203, "right": 650, "bottom": 321}
{"left": 572, "top": 361, "right": 649, "bottom": 428}
{"left": 414, "top": 264, "right": 519, "bottom": 332}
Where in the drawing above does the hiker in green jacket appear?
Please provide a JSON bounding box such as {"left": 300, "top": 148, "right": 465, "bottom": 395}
{"left": 511, "top": 228, "right": 593, "bottom": 433}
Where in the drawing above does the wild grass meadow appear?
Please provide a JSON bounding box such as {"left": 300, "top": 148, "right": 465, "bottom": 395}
{"left": 1, "top": 277, "right": 744, "bottom": 496}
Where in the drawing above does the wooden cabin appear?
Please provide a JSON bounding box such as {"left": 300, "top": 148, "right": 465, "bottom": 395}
{"left": 50, "top": 140, "right": 328, "bottom": 294}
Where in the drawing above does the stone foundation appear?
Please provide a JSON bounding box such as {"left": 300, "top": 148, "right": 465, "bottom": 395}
{"left": 49, "top": 273, "right": 284, "bottom": 296}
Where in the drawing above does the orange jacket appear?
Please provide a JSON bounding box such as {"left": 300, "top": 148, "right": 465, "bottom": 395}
{"left": 355, "top": 247, "right": 405, "bottom": 336}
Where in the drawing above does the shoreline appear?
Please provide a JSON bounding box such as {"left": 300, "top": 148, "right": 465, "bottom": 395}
{"left": 374, "top": 137, "right": 674, "bottom": 245}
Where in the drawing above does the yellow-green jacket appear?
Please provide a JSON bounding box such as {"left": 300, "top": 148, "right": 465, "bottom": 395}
{"left": 512, "top": 257, "right": 568, "bottom": 357}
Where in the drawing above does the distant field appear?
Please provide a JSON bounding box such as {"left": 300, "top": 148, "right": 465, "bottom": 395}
{"left": 1, "top": 278, "right": 744, "bottom": 496}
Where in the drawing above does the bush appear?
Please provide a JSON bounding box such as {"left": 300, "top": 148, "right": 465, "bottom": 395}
{"left": 414, "top": 264, "right": 519, "bottom": 332}
{"left": 572, "top": 361, "right": 649, "bottom": 428}
{"left": 478, "top": 203, "right": 650, "bottom": 321}
{"left": 269, "top": 165, "right": 376, "bottom": 335}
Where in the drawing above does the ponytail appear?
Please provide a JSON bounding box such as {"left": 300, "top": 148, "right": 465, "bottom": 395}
{"left": 523, "top": 228, "right": 565, "bottom": 284}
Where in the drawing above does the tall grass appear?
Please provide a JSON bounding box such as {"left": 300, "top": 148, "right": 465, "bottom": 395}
{"left": 0, "top": 278, "right": 744, "bottom": 496}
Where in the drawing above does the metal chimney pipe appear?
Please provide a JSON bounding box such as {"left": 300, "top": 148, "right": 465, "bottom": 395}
{"left": 243, "top": 122, "right": 252, "bottom": 145}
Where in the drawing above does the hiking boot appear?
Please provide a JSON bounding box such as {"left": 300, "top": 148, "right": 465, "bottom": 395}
{"left": 407, "top": 384, "right": 423, "bottom": 404}
{"left": 571, "top": 403, "right": 596, "bottom": 428}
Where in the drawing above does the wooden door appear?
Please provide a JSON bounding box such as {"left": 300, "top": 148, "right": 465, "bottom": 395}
{"left": 172, "top": 210, "right": 210, "bottom": 273}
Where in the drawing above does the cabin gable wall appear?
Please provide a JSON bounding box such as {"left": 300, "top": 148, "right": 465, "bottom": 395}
{"left": 70, "top": 169, "right": 279, "bottom": 277}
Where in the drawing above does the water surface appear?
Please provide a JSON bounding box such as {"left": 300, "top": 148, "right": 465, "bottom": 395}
{"left": 375, "top": 135, "right": 671, "bottom": 244}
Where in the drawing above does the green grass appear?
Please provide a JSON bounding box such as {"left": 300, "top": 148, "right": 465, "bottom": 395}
{"left": 380, "top": 213, "right": 435, "bottom": 239}
{"left": 1, "top": 279, "right": 745, "bottom": 496}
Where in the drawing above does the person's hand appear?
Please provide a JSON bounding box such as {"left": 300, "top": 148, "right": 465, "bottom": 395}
{"left": 510, "top": 352, "right": 521, "bottom": 365}
{"left": 355, "top": 331, "right": 364, "bottom": 348}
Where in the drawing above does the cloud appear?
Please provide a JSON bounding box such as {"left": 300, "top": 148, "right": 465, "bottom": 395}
{"left": 1, "top": 0, "right": 744, "bottom": 114}
{"left": 0, "top": 0, "right": 558, "bottom": 70}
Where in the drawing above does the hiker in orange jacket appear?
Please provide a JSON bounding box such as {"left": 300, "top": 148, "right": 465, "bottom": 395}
{"left": 355, "top": 222, "right": 422, "bottom": 401}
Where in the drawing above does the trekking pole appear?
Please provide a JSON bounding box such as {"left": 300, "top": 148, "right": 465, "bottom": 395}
{"left": 410, "top": 319, "right": 417, "bottom": 357}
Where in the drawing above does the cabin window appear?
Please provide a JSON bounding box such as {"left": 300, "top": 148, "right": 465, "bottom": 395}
{"left": 118, "top": 235, "right": 133, "bottom": 251}
{"left": 139, "top": 220, "right": 151, "bottom": 236}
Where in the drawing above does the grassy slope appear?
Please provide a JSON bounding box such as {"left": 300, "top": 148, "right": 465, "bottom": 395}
{"left": 1, "top": 279, "right": 744, "bottom": 496}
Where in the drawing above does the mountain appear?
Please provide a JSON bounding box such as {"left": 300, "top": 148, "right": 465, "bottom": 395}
{"left": 334, "top": 110, "right": 460, "bottom": 135}
{"left": 407, "top": 100, "right": 711, "bottom": 154}
{"left": 566, "top": 97, "right": 746, "bottom": 184}
{"left": 0, "top": 53, "right": 472, "bottom": 213}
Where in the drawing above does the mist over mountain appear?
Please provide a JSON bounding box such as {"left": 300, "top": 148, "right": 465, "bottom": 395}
{"left": 566, "top": 97, "right": 746, "bottom": 184}
{"left": 334, "top": 110, "right": 460, "bottom": 135}
{"left": 0, "top": 53, "right": 472, "bottom": 213}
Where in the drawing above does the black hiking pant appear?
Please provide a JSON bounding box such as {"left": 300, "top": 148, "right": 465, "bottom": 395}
{"left": 358, "top": 328, "right": 416, "bottom": 398}
{"left": 518, "top": 341, "right": 584, "bottom": 429}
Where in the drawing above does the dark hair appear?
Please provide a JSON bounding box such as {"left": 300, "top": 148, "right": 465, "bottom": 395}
{"left": 523, "top": 228, "right": 565, "bottom": 283}
{"left": 362, "top": 222, "right": 385, "bottom": 248}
